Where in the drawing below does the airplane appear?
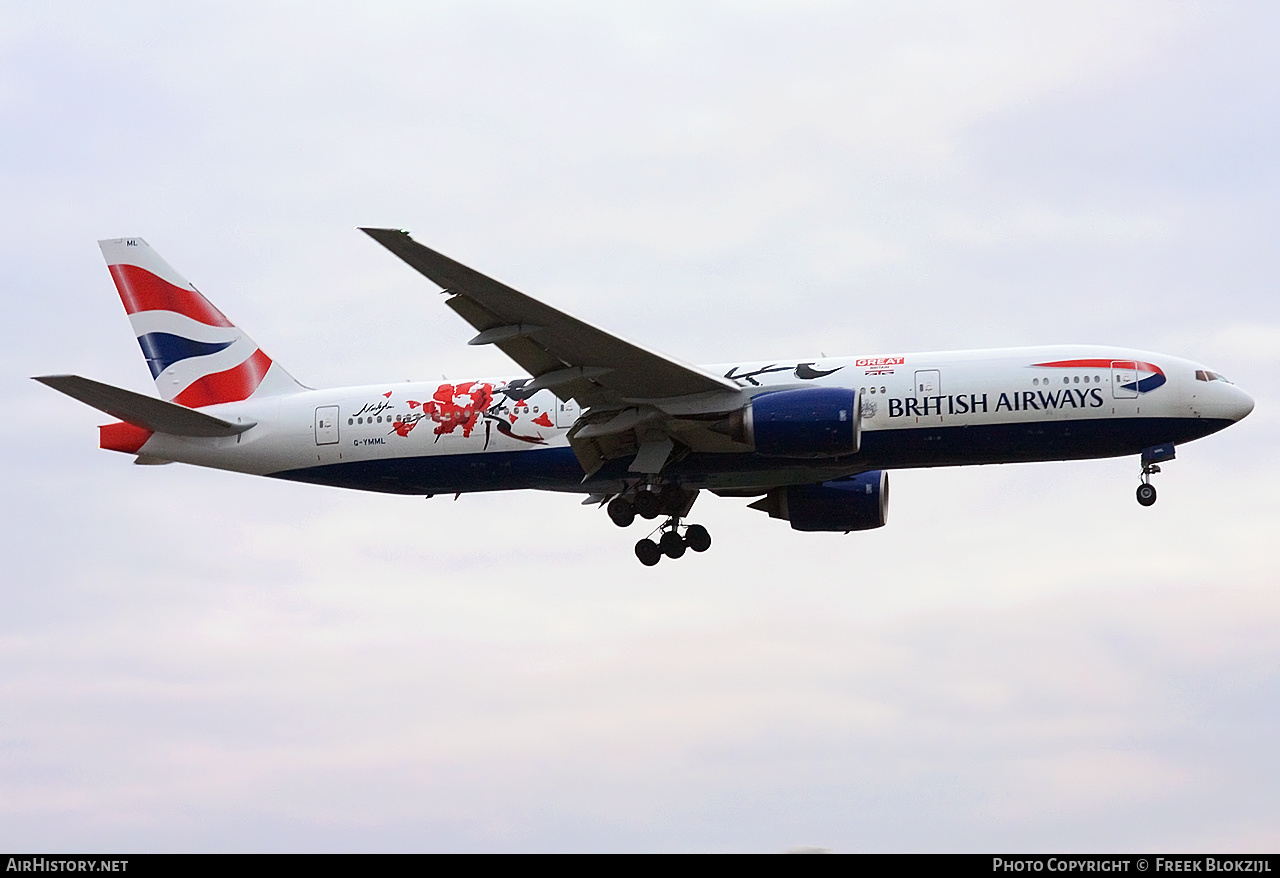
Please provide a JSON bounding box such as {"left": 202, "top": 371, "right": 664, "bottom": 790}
{"left": 35, "top": 230, "right": 1255, "bottom": 566}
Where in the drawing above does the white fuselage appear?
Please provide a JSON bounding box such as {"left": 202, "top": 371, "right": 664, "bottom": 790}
{"left": 127, "top": 344, "right": 1253, "bottom": 496}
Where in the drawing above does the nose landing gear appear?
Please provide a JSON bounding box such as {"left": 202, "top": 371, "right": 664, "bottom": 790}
{"left": 1136, "top": 475, "right": 1158, "bottom": 507}
{"left": 1136, "top": 443, "right": 1175, "bottom": 507}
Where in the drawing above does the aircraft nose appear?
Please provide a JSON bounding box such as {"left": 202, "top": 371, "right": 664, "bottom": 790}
{"left": 1227, "top": 385, "right": 1255, "bottom": 422}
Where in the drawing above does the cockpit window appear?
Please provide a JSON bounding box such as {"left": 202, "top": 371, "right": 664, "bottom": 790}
{"left": 1195, "top": 370, "right": 1232, "bottom": 383}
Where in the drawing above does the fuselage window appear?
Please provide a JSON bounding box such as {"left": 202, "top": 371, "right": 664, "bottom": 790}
{"left": 880, "top": 386, "right": 886, "bottom": 394}
{"left": 1033, "top": 378, "right": 1040, "bottom": 386}
{"left": 348, "top": 418, "right": 353, "bottom": 425}
{"left": 532, "top": 406, "right": 539, "bottom": 414}
{"left": 358, "top": 417, "right": 363, "bottom": 424}
{"left": 1063, "top": 377, "right": 1070, "bottom": 385}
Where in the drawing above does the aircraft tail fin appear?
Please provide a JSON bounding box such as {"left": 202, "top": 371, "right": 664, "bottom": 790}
{"left": 99, "top": 237, "right": 306, "bottom": 407}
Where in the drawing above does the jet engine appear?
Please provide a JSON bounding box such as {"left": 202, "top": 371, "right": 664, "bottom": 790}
{"left": 729, "top": 387, "right": 860, "bottom": 457}
{"left": 748, "top": 470, "right": 888, "bottom": 532}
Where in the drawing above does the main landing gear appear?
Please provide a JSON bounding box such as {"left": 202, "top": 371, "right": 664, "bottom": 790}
{"left": 634, "top": 519, "right": 712, "bottom": 567}
{"left": 1136, "top": 442, "right": 1175, "bottom": 508}
{"left": 605, "top": 484, "right": 712, "bottom": 565}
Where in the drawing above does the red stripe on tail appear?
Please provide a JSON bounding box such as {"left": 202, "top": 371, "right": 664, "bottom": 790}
{"left": 108, "top": 264, "right": 234, "bottom": 327}
{"left": 172, "top": 349, "right": 273, "bottom": 408}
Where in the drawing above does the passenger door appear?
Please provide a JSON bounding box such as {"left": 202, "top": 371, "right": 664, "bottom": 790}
{"left": 314, "top": 405, "right": 340, "bottom": 445}
{"left": 554, "top": 396, "right": 580, "bottom": 429}
{"left": 914, "top": 369, "right": 940, "bottom": 398}
{"left": 1111, "top": 361, "right": 1138, "bottom": 399}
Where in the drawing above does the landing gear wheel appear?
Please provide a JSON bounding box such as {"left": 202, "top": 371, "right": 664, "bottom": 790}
{"left": 684, "top": 524, "right": 711, "bottom": 553}
{"left": 659, "top": 530, "right": 686, "bottom": 559}
{"left": 634, "top": 491, "right": 661, "bottom": 520}
{"left": 1136, "top": 483, "right": 1157, "bottom": 507}
{"left": 635, "top": 538, "right": 661, "bottom": 566}
{"left": 607, "top": 497, "right": 636, "bottom": 528}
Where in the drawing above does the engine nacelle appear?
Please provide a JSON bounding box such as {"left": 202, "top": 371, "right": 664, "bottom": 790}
{"left": 749, "top": 471, "right": 889, "bottom": 532}
{"left": 730, "top": 387, "right": 860, "bottom": 457}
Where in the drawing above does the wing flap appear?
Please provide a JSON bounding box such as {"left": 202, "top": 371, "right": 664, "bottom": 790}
{"left": 34, "top": 374, "right": 254, "bottom": 437}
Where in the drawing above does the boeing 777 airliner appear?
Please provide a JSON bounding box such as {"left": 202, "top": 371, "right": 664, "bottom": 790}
{"left": 36, "top": 230, "right": 1254, "bottom": 565}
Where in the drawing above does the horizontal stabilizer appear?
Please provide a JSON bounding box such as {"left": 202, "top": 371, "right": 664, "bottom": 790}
{"left": 33, "top": 375, "right": 254, "bottom": 437}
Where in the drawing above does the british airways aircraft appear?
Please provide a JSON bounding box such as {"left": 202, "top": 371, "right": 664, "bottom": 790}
{"left": 37, "top": 230, "right": 1254, "bottom": 566}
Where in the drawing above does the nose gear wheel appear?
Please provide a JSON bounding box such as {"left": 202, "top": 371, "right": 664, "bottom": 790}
{"left": 1137, "top": 462, "right": 1161, "bottom": 507}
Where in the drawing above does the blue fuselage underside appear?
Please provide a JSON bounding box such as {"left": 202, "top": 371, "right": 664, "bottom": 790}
{"left": 266, "top": 416, "right": 1230, "bottom": 496}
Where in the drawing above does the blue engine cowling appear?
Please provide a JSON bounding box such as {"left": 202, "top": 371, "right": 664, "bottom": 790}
{"left": 734, "top": 387, "right": 861, "bottom": 457}
{"left": 748, "top": 471, "right": 889, "bottom": 532}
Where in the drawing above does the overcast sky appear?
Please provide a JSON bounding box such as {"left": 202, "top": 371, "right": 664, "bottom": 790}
{"left": 3, "top": 1, "right": 1279, "bottom": 852}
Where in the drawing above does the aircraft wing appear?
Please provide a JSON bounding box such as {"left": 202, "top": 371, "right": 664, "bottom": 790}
{"left": 360, "top": 228, "right": 740, "bottom": 408}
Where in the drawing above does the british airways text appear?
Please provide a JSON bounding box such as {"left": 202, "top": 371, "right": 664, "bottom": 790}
{"left": 888, "top": 389, "right": 1105, "bottom": 418}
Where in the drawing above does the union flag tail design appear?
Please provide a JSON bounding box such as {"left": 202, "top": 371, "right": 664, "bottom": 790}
{"left": 100, "top": 237, "right": 305, "bottom": 407}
